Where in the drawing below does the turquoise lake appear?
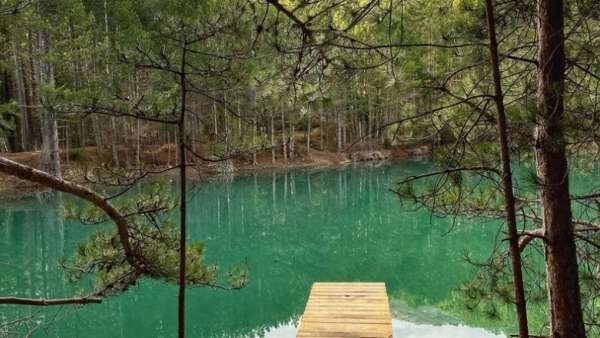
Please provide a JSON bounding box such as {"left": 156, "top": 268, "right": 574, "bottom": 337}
{"left": 0, "top": 160, "right": 519, "bottom": 337}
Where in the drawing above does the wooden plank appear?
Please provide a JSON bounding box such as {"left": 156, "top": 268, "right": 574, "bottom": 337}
{"left": 306, "top": 299, "right": 390, "bottom": 304}
{"left": 296, "top": 282, "right": 392, "bottom": 338}
{"left": 305, "top": 306, "right": 390, "bottom": 311}
{"left": 302, "top": 313, "right": 391, "bottom": 317}
{"left": 301, "top": 318, "right": 391, "bottom": 324}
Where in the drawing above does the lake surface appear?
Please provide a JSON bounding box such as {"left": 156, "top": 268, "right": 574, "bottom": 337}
{"left": 0, "top": 160, "right": 510, "bottom": 337}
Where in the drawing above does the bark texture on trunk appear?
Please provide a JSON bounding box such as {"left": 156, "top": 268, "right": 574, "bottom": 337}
{"left": 11, "top": 41, "right": 27, "bottom": 151}
{"left": 536, "top": 1, "right": 586, "bottom": 337}
{"left": 336, "top": 110, "right": 342, "bottom": 152}
{"left": 306, "top": 116, "right": 311, "bottom": 155}
{"left": 177, "top": 42, "right": 188, "bottom": 338}
{"left": 270, "top": 113, "right": 276, "bottom": 163}
{"left": 27, "top": 30, "right": 42, "bottom": 150}
{"left": 37, "top": 1, "right": 61, "bottom": 177}
{"left": 484, "top": 1, "right": 528, "bottom": 336}
{"left": 281, "top": 109, "right": 287, "bottom": 161}
{"left": 1, "top": 70, "right": 17, "bottom": 152}
{"left": 0, "top": 296, "right": 101, "bottom": 305}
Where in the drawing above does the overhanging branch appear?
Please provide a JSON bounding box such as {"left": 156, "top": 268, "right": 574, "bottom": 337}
{"left": 0, "top": 296, "right": 102, "bottom": 306}
{"left": 0, "top": 156, "right": 136, "bottom": 267}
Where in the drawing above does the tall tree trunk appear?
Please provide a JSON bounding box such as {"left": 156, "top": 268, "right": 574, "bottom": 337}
{"left": 237, "top": 101, "right": 242, "bottom": 144}
{"left": 536, "top": 1, "right": 586, "bottom": 337}
{"left": 252, "top": 118, "right": 257, "bottom": 165}
{"left": 92, "top": 115, "right": 103, "bottom": 149}
{"left": 336, "top": 109, "right": 342, "bottom": 153}
{"left": 289, "top": 123, "right": 295, "bottom": 160}
{"left": 484, "top": 1, "right": 529, "bottom": 337}
{"left": 342, "top": 122, "right": 346, "bottom": 150}
{"left": 89, "top": 37, "right": 103, "bottom": 151}
{"left": 1, "top": 69, "right": 18, "bottom": 152}
{"left": 78, "top": 118, "right": 86, "bottom": 148}
{"left": 136, "top": 119, "right": 141, "bottom": 166}
{"left": 224, "top": 92, "right": 229, "bottom": 152}
{"left": 270, "top": 113, "right": 275, "bottom": 163}
{"left": 177, "top": 41, "right": 188, "bottom": 338}
{"left": 367, "top": 93, "right": 372, "bottom": 151}
{"left": 123, "top": 120, "right": 130, "bottom": 168}
{"left": 319, "top": 105, "right": 324, "bottom": 150}
{"left": 37, "top": 1, "right": 61, "bottom": 177}
{"left": 281, "top": 108, "right": 287, "bottom": 161}
{"left": 250, "top": 89, "right": 257, "bottom": 165}
{"left": 27, "top": 30, "right": 41, "bottom": 150}
{"left": 358, "top": 120, "right": 362, "bottom": 145}
{"left": 213, "top": 101, "right": 218, "bottom": 137}
{"left": 166, "top": 131, "right": 171, "bottom": 167}
{"left": 103, "top": 0, "right": 119, "bottom": 167}
{"left": 306, "top": 114, "right": 311, "bottom": 156}
{"left": 11, "top": 41, "right": 27, "bottom": 152}
{"left": 110, "top": 117, "right": 119, "bottom": 167}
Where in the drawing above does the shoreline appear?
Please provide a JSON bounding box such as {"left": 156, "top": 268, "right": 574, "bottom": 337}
{"left": 0, "top": 144, "right": 432, "bottom": 199}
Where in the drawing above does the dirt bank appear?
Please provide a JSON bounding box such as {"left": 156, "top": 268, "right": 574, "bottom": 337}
{"left": 0, "top": 143, "right": 431, "bottom": 198}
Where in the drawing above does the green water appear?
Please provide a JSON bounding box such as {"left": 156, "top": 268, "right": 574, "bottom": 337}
{"left": 1, "top": 160, "right": 509, "bottom": 337}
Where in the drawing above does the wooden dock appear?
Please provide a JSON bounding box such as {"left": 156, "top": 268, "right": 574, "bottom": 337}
{"left": 296, "top": 282, "right": 392, "bottom": 338}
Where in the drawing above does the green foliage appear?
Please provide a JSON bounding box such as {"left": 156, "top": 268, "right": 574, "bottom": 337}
{"left": 2, "top": 0, "right": 600, "bottom": 334}
{"left": 63, "top": 181, "right": 247, "bottom": 296}
{"left": 0, "top": 100, "right": 16, "bottom": 137}
{"left": 64, "top": 220, "right": 217, "bottom": 296}
{"left": 506, "top": 103, "right": 537, "bottom": 123}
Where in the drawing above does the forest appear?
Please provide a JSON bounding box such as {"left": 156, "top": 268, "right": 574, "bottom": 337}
{"left": 0, "top": 0, "right": 599, "bottom": 337}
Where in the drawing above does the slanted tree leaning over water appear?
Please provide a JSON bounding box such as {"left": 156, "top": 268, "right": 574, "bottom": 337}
{"left": 0, "top": 2, "right": 251, "bottom": 337}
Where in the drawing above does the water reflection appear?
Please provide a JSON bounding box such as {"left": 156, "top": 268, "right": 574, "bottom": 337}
{"left": 258, "top": 319, "right": 505, "bottom": 338}
{"left": 2, "top": 161, "right": 507, "bottom": 337}
{"left": 392, "top": 320, "right": 505, "bottom": 338}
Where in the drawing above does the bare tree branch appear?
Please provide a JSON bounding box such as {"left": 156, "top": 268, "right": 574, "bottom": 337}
{"left": 0, "top": 296, "right": 101, "bottom": 306}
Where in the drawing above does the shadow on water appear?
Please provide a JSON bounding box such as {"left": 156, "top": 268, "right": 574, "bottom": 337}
{"left": 1, "top": 160, "right": 508, "bottom": 337}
